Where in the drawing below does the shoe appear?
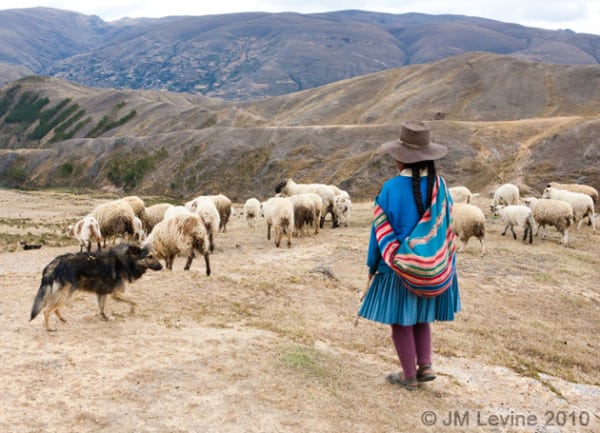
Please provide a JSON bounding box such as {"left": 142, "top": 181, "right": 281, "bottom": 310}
{"left": 385, "top": 372, "right": 418, "bottom": 391}
{"left": 417, "top": 364, "right": 436, "bottom": 382}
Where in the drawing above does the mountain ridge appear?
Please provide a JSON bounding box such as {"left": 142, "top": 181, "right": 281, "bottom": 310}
{"left": 1, "top": 8, "right": 600, "bottom": 100}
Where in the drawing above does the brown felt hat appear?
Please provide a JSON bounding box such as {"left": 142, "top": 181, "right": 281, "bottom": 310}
{"left": 380, "top": 120, "right": 447, "bottom": 163}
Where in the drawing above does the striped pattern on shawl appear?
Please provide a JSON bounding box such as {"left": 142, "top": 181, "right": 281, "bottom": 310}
{"left": 374, "top": 176, "right": 456, "bottom": 297}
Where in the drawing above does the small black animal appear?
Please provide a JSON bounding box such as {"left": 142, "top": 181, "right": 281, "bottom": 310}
{"left": 20, "top": 240, "right": 42, "bottom": 250}
{"left": 30, "top": 243, "right": 162, "bottom": 331}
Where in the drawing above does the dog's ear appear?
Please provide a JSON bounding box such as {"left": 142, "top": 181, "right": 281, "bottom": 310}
{"left": 126, "top": 244, "right": 142, "bottom": 256}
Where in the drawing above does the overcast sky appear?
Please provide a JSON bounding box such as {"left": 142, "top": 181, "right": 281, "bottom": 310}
{"left": 2, "top": 1, "right": 599, "bottom": 35}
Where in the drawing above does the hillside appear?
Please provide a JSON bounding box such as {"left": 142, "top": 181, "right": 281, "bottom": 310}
{"left": 0, "top": 52, "right": 599, "bottom": 202}
{"left": 1, "top": 8, "right": 600, "bottom": 100}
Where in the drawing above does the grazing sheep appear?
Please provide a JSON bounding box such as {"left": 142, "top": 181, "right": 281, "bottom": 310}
{"left": 90, "top": 199, "right": 136, "bottom": 246}
{"left": 189, "top": 194, "right": 232, "bottom": 232}
{"left": 275, "top": 178, "right": 338, "bottom": 228}
{"left": 146, "top": 208, "right": 211, "bottom": 274}
{"left": 449, "top": 186, "right": 477, "bottom": 204}
{"left": 144, "top": 203, "right": 173, "bottom": 233}
{"left": 492, "top": 183, "right": 520, "bottom": 207}
{"left": 243, "top": 198, "right": 261, "bottom": 228}
{"left": 330, "top": 185, "right": 350, "bottom": 199}
{"left": 184, "top": 198, "right": 220, "bottom": 252}
{"left": 66, "top": 216, "right": 102, "bottom": 253}
{"left": 523, "top": 197, "right": 573, "bottom": 246}
{"left": 288, "top": 193, "right": 322, "bottom": 236}
{"left": 491, "top": 204, "right": 535, "bottom": 244}
{"left": 334, "top": 194, "right": 352, "bottom": 227}
{"left": 122, "top": 195, "right": 146, "bottom": 225}
{"left": 542, "top": 187, "right": 596, "bottom": 232}
{"left": 132, "top": 216, "right": 146, "bottom": 243}
{"left": 261, "top": 196, "right": 294, "bottom": 248}
{"left": 547, "top": 182, "right": 598, "bottom": 206}
{"left": 451, "top": 203, "right": 486, "bottom": 255}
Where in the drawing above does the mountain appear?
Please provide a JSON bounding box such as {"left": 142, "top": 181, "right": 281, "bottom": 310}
{"left": 1, "top": 8, "right": 600, "bottom": 100}
{"left": 0, "top": 52, "right": 598, "bottom": 202}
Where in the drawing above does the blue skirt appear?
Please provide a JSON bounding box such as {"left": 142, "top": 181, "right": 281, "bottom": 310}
{"left": 358, "top": 270, "right": 461, "bottom": 325}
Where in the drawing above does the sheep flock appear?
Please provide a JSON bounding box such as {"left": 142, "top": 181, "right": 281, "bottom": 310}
{"left": 57, "top": 177, "right": 596, "bottom": 278}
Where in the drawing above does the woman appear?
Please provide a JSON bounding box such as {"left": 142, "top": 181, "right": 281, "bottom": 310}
{"left": 358, "top": 120, "right": 461, "bottom": 391}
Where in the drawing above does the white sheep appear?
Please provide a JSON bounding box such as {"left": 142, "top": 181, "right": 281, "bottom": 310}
{"left": 451, "top": 203, "right": 486, "bottom": 255}
{"left": 547, "top": 182, "right": 598, "bottom": 206}
{"left": 449, "top": 186, "right": 478, "bottom": 204}
{"left": 122, "top": 195, "right": 146, "bottom": 225}
{"left": 189, "top": 194, "right": 232, "bottom": 232}
{"left": 334, "top": 194, "right": 352, "bottom": 227}
{"left": 90, "top": 199, "right": 137, "bottom": 246}
{"left": 491, "top": 204, "right": 535, "bottom": 244}
{"left": 260, "top": 196, "right": 295, "bottom": 248}
{"left": 65, "top": 215, "right": 102, "bottom": 253}
{"left": 132, "top": 216, "right": 146, "bottom": 243}
{"left": 542, "top": 187, "right": 596, "bottom": 233}
{"left": 145, "top": 208, "right": 211, "bottom": 274}
{"left": 243, "top": 198, "right": 261, "bottom": 228}
{"left": 492, "top": 183, "right": 520, "bottom": 207}
{"left": 144, "top": 203, "right": 173, "bottom": 233}
{"left": 523, "top": 197, "right": 573, "bottom": 246}
{"left": 275, "top": 178, "right": 337, "bottom": 228}
{"left": 184, "top": 198, "right": 220, "bottom": 252}
{"left": 288, "top": 193, "right": 322, "bottom": 236}
{"left": 330, "top": 185, "right": 350, "bottom": 199}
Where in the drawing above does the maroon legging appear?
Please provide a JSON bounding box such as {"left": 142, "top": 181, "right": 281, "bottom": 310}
{"left": 390, "top": 323, "right": 432, "bottom": 380}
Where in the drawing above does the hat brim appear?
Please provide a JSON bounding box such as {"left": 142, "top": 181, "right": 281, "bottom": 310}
{"left": 381, "top": 139, "right": 447, "bottom": 164}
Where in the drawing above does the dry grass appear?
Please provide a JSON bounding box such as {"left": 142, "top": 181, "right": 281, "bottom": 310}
{"left": 0, "top": 188, "right": 598, "bottom": 433}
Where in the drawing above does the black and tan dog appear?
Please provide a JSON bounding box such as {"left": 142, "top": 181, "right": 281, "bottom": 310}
{"left": 30, "top": 243, "right": 162, "bottom": 331}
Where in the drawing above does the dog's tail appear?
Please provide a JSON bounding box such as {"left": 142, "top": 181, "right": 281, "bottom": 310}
{"left": 30, "top": 275, "right": 53, "bottom": 321}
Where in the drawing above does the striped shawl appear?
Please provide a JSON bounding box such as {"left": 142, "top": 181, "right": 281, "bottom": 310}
{"left": 373, "top": 176, "right": 456, "bottom": 297}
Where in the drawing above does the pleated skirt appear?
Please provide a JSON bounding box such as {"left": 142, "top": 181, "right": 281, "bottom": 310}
{"left": 358, "top": 270, "right": 461, "bottom": 325}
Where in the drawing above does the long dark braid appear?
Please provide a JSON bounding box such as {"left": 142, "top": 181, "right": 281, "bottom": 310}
{"left": 407, "top": 160, "right": 437, "bottom": 218}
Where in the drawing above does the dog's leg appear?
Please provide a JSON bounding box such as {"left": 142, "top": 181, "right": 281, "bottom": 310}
{"left": 43, "top": 311, "right": 57, "bottom": 332}
{"left": 97, "top": 294, "right": 109, "bottom": 320}
{"left": 111, "top": 291, "right": 137, "bottom": 314}
{"left": 54, "top": 309, "right": 67, "bottom": 323}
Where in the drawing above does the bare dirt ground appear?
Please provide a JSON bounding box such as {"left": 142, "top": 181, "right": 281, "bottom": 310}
{"left": 0, "top": 188, "right": 599, "bottom": 433}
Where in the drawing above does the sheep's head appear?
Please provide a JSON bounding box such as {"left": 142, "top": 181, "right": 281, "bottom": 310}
{"left": 541, "top": 187, "right": 553, "bottom": 199}
{"left": 275, "top": 179, "right": 288, "bottom": 194}
{"left": 490, "top": 204, "right": 504, "bottom": 216}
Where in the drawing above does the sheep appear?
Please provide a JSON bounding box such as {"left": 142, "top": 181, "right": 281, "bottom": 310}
{"left": 492, "top": 183, "right": 520, "bottom": 207}
{"left": 288, "top": 193, "right": 322, "bottom": 236}
{"left": 184, "top": 198, "right": 220, "bottom": 252}
{"left": 189, "top": 194, "right": 232, "bottom": 232}
{"left": 523, "top": 197, "right": 573, "bottom": 246}
{"left": 145, "top": 208, "right": 211, "bottom": 275}
{"left": 132, "top": 216, "right": 146, "bottom": 243}
{"left": 491, "top": 204, "right": 535, "bottom": 244}
{"left": 542, "top": 187, "right": 596, "bottom": 233}
{"left": 65, "top": 216, "right": 102, "bottom": 253}
{"left": 449, "top": 186, "right": 478, "bottom": 204}
{"left": 450, "top": 203, "right": 486, "bottom": 255}
{"left": 122, "top": 195, "right": 146, "bottom": 225}
{"left": 260, "top": 196, "right": 294, "bottom": 248}
{"left": 243, "top": 198, "right": 261, "bottom": 228}
{"left": 547, "top": 182, "right": 598, "bottom": 206}
{"left": 334, "top": 194, "right": 352, "bottom": 227}
{"left": 90, "top": 199, "right": 136, "bottom": 246}
{"left": 275, "top": 178, "right": 338, "bottom": 228}
{"left": 144, "top": 203, "right": 173, "bottom": 233}
{"left": 330, "top": 185, "right": 350, "bottom": 199}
